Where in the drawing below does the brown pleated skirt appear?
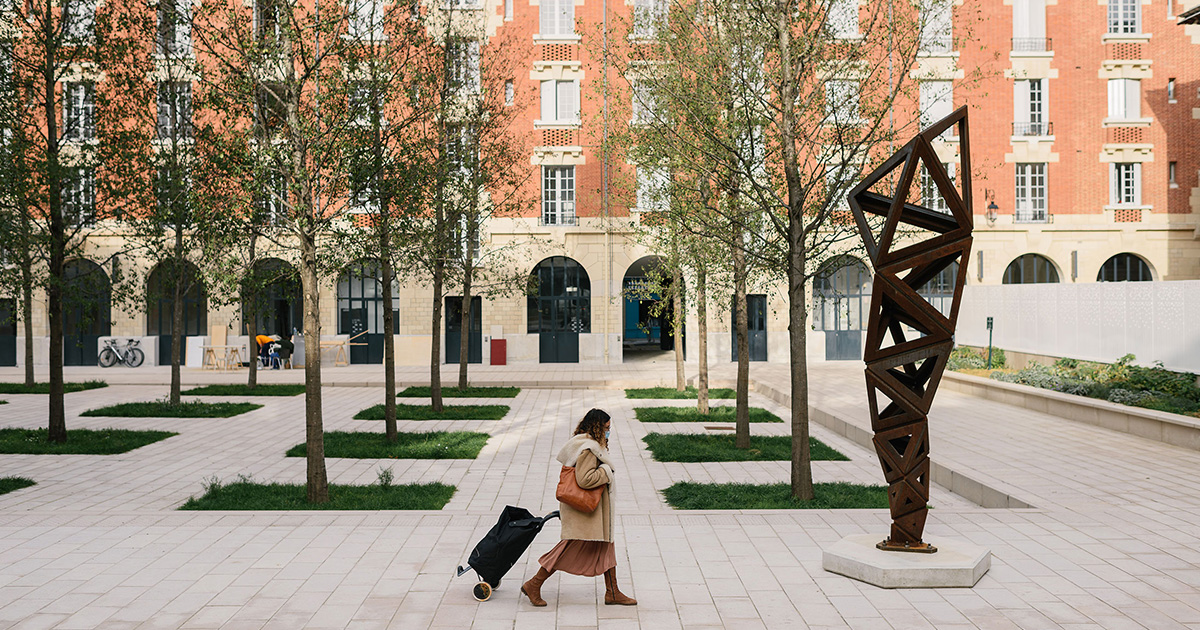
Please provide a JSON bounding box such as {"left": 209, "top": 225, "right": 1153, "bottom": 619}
{"left": 538, "top": 540, "right": 617, "bottom": 577}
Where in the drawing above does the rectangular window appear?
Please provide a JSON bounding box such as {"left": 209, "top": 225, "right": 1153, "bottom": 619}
{"left": 157, "top": 82, "right": 193, "bottom": 140}
{"left": 1107, "top": 0, "right": 1139, "bottom": 33}
{"left": 828, "top": 0, "right": 858, "bottom": 38}
{"left": 541, "top": 166, "right": 576, "bottom": 225}
{"left": 1107, "top": 78, "right": 1140, "bottom": 119}
{"left": 349, "top": 83, "right": 385, "bottom": 127}
{"left": 1169, "top": 161, "right": 1177, "bottom": 187}
{"left": 539, "top": 0, "right": 574, "bottom": 37}
{"left": 157, "top": 0, "right": 192, "bottom": 56}
{"left": 632, "top": 0, "right": 666, "bottom": 39}
{"left": 256, "top": 0, "right": 281, "bottom": 42}
{"left": 1014, "top": 162, "right": 1047, "bottom": 222}
{"left": 349, "top": 0, "right": 384, "bottom": 39}
{"left": 825, "top": 79, "right": 860, "bottom": 123}
{"left": 636, "top": 165, "right": 669, "bottom": 212}
{"left": 504, "top": 79, "right": 514, "bottom": 106}
{"left": 348, "top": 182, "right": 379, "bottom": 214}
{"left": 1110, "top": 162, "right": 1141, "bottom": 205}
{"left": 630, "top": 79, "right": 655, "bottom": 125}
{"left": 445, "top": 124, "right": 477, "bottom": 176}
{"left": 539, "top": 79, "right": 579, "bottom": 123}
{"left": 919, "top": 80, "right": 953, "bottom": 131}
{"left": 64, "top": 0, "right": 96, "bottom": 41}
{"left": 448, "top": 40, "right": 481, "bottom": 94}
{"left": 1168, "top": 78, "right": 1176, "bottom": 101}
{"left": 256, "top": 83, "right": 287, "bottom": 134}
{"left": 258, "top": 171, "right": 288, "bottom": 225}
{"left": 919, "top": 0, "right": 952, "bottom": 53}
{"left": 504, "top": 0, "right": 512, "bottom": 19}
{"left": 63, "top": 82, "right": 95, "bottom": 142}
{"left": 1012, "top": 0, "right": 1046, "bottom": 45}
{"left": 1013, "top": 79, "right": 1048, "bottom": 135}
{"left": 920, "top": 162, "right": 955, "bottom": 214}
{"left": 62, "top": 167, "right": 96, "bottom": 226}
{"left": 155, "top": 167, "right": 190, "bottom": 218}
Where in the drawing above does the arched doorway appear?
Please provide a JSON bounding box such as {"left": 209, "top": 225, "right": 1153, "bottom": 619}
{"left": 622, "top": 255, "right": 680, "bottom": 363}
{"left": 63, "top": 259, "right": 111, "bottom": 366}
{"left": 336, "top": 260, "right": 399, "bottom": 364}
{"left": 1097, "top": 253, "right": 1153, "bottom": 282}
{"left": 1003, "top": 254, "right": 1059, "bottom": 284}
{"left": 0, "top": 299, "right": 15, "bottom": 367}
{"left": 146, "top": 261, "right": 207, "bottom": 365}
{"left": 243, "top": 258, "right": 302, "bottom": 337}
{"left": 813, "top": 256, "right": 871, "bottom": 360}
{"left": 528, "top": 256, "right": 590, "bottom": 363}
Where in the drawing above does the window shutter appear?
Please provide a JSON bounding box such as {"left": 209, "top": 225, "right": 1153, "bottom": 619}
{"left": 1013, "top": 0, "right": 1029, "bottom": 38}
{"left": 1132, "top": 163, "right": 1141, "bottom": 204}
{"left": 540, "top": 0, "right": 555, "bottom": 35}
{"left": 564, "top": 80, "right": 579, "bottom": 120}
{"left": 1013, "top": 80, "right": 1030, "bottom": 124}
{"left": 177, "top": 0, "right": 192, "bottom": 52}
{"left": 469, "top": 42, "right": 480, "bottom": 92}
{"left": 1028, "top": 0, "right": 1045, "bottom": 38}
{"left": 1109, "top": 164, "right": 1118, "bottom": 205}
{"left": 541, "top": 80, "right": 554, "bottom": 120}
{"left": 559, "top": 0, "right": 574, "bottom": 36}
{"left": 1107, "top": 79, "right": 1122, "bottom": 118}
{"left": 1126, "top": 79, "right": 1140, "bottom": 118}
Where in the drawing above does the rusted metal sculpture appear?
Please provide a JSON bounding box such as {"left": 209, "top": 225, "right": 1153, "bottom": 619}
{"left": 847, "top": 107, "right": 973, "bottom": 553}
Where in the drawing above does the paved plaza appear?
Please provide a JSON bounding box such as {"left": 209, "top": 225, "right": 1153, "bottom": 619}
{"left": 0, "top": 362, "right": 1199, "bottom": 629}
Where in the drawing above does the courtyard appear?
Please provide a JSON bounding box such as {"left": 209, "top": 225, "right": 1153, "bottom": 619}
{"left": 0, "top": 362, "right": 1198, "bottom": 629}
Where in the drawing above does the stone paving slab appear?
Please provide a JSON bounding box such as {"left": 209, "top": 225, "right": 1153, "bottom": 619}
{"left": 0, "top": 363, "right": 1198, "bottom": 628}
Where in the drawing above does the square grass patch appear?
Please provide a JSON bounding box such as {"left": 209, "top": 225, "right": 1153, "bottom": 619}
{"left": 0, "top": 477, "right": 36, "bottom": 495}
{"left": 625, "top": 387, "right": 736, "bottom": 400}
{"left": 287, "top": 431, "right": 489, "bottom": 459}
{"left": 0, "top": 428, "right": 177, "bottom": 454}
{"left": 399, "top": 386, "right": 520, "bottom": 398}
{"left": 355, "top": 403, "right": 509, "bottom": 421}
{"left": 183, "top": 384, "right": 306, "bottom": 397}
{"left": 635, "top": 406, "right": 782, "bottom": 423}
{"left": 179, "top": 479, "right": 456, "bottom": 510}
{"left": 82, "top": 401, "right": 263, "bottom": 418}
{"left": 0, "top": 381, "right": 107, "bottom": 394}
{"left": 662, "top": 481, "right": 889, "bottom": 510}
{"left": 642, "top": 433, "right": 848, "bottom": 463}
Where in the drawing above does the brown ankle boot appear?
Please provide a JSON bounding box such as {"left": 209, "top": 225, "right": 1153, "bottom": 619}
{"left": 603, "top": 568, "right": 637, "bottom": 605}
{"left": 521, "top": 567, "right": 553, "bottom": 606}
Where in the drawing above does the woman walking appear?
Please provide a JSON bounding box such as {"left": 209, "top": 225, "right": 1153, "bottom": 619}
{"left": 521, "top": 408, "right": 637, "bottom": 607}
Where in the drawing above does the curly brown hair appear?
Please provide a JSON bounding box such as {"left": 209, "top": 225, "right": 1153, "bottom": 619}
{"left": 573, "top": 408, "right": 611, "bottom": 448}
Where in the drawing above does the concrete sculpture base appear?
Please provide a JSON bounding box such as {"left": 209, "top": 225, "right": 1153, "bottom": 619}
{"left": 822, "top": 534, "right": 990, "bottom": 588}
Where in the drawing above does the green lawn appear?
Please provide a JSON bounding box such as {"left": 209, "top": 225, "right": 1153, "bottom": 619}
{"left": 355, "top": 403, "right": 509, "bottom": 420}
{"left": 0, "top": 428, "right": 177, "bottom": 454}
{"left": 398, "top": 386, "right": 521, "bottom": 398}
{"left": 662, "top": 482, "right": 890, "bottom": 510}
{"left": 0, "top": 477, "right": 36, "bottom": 495}
{"left": 180, "top": 479, "right": 456, "bottom": 510}
{"left": 0, "top": 380, "right": 107, "bottom": 394}
{"left": 642, "top": 433, "right": 848, "bottom": 462}
{"left": 634, "top": 406, "right": 783, "bottom": 423}
{"left": 82, "top": 401, "right": 262, "bottom": 418}
{"left": 287, "top": 431, "right": 489, "bottom": 459}
{"left": 183, "top": 384, "right": 306, "bottom": 397}
{"left": 625, "top": 387, "right": 736, "bottom": 399}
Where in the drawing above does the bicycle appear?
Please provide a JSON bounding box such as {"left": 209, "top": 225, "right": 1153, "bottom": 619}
{"left": 98, "top": 338, "right": 145, "bottom": 368}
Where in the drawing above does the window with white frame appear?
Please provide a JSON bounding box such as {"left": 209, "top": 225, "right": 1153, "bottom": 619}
{"left": 541, "top": 166, "right": 575, "bottom": 225}
{"left": 349, "top": 0, "right": 385, "bottom": 39}
{"left": 64, "top": 0, "right": 96, "bottom": 41}
{"left": 1012, "top": 0, "right": 1046, "bottom": 50}
{"left": 504, "top": 0, "right": 512, "bottom": 19}
{"left": 827, "top": 0, "right": 858, "bottom": 38}
{"left": 157, "top": 82, "right": 193, "bottom": 141}
{"left": 919, "top": 0, "right": 952, "bottom": 53}
{"left": 539, "top": 0, "right": 574, "bottom": 37}
{"left": 920, "top": 162, "right": 955, "bottom": 214}
{"left": 636, "top": 165, "right": 669, "bottom": 212}
{"left": 632, "top": 0, "right": 666, "bottom": 39}
{"left": 157, "top": 0, "right": 192, "bottom": 56}
{"left": 349, "top": 83, "right": 385, "bottom": 127}
{"left": 540, "top": 79, "right": 579, "bottom": 123}
{"left": 504, "top": 79, "right": 514, "bottom": 106}
{"left": 155, "top": 167, "right": 190, "bottom": 218}
{"left": 630, "top": 78, "right": 655, "bottom": 125}
{"left": 348, "top": 182, "right": 379, "bottom": 214}
{"left": 446, "top": 124, "right": 477, "bottom": 177}
{"left": 63, "top": 82, "right": 95, "bottom": 142}
{"left": 1014, "top": 162, "right": 1047, "bottom": 222}
{"left": 258, "top": 171, "right": 288, "bottom": 226}
{"left": 919, "top": 80, "right": 953, "bottom": 132}
{"left": 1107, "top": 0, "right": 1138, "bottom": 33}
{"left": 1110, "top": 162, "right": 1140, "bottom": 206}
{"left": 62, "top": 167, "right": 96, "bottom": 226}
{"left": 1013, "top": 79, "right": 1048, "bottom": 135}
{"left": 824, "top": 162, "right": 855, "bottom": 201}
{"left": 256, "top": 0, "right": 282, "bottom": 42}
{"left": 448, "top": 40, "right": 481, "bottom": 94}
{"left": 825, "top": 80, "right": 860, "bottom": 124}
{"left": 1107, "top": 78, "right": 1140, "bottom": 119}
{"left": 736, "top": 125, "right": 766, "bottom": 182}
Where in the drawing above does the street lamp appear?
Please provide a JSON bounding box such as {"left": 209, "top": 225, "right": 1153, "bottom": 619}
{"left": 985, "top": 201, "right": 998, "bottom": 226}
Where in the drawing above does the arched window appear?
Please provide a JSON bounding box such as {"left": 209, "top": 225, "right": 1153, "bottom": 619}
{"left": 812, "top": 256, "right": 871, "bottom": 332}
{"left": 1097, "top": 253, "right": 1152, "bottom": 282}
{"left": 63, "top": 259, "right": 112, "bottom": 337}
{"left": 146, "top": 261, "right": 207, "bottom": 336}
{"left": 336, "top": 260, "right": 400, "bottom": 336}
{"left": 1003, "top": 254, "right": 1059, "bottom": 284}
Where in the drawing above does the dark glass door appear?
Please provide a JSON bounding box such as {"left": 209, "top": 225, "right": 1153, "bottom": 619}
{"left": 731, "top": 294, "right": 767, "bottom": 362}
{"left": 446, "top": 296, "right": 482, "bottom": 364}
{"left": 0, "top": 299, "right": 16, "bottom": 367}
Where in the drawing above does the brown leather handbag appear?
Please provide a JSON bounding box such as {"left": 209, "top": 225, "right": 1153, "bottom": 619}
{"left": 556, "top": 466, "right": 603, "bottom": 513}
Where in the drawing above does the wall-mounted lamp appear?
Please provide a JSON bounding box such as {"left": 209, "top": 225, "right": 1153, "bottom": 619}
{"left": 985, "top": 201, "right": 999, "bottom": 226}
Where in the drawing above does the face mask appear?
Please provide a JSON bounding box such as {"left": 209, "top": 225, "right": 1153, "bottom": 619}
{"left": 605, "top": 430, "right": 611, "bottom": 440}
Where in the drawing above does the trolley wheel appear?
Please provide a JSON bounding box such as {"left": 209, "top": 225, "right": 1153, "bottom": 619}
{"left": 472, "top": 581, "right": 492, "bottom": 602}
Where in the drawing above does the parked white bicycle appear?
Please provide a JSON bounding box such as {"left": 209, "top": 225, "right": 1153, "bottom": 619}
{"left": 98, "top": 338, "right": 144, "bottom": 368}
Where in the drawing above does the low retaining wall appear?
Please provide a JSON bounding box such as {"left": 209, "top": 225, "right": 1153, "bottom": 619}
{"left": 943, "top": 371, "right": 1200, "bottom": 452}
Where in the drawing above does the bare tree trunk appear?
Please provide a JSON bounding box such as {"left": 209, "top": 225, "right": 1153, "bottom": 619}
{"left": 733, "top": 234, "right": 750, "bottom": 449}
{"left": 300, "top": 232, "right": 329, "bottom": 503}
{"left": 45, "top": 37, "right": 65, "bottom": 443}
{"left": 20, "top": 245, "right": 34, "bottom": 388}
{"left": 380, "top": 230, "right": 398, "bottom": 443}
{"left": 458, "top": 267, "right": 472, "bottom": 390}
{"left": 169, "top": 233, "right": 185, "bottom": 406}
{"left": 246, "top": 233, "right": 259, "bottom": 389}
{"left": 673, "top": 267, "right": 684, "bottom": 392}
{"left": 430, "top": 258, "right": 444, "bottom": 412}
{"left": 696, "top": 263, "right": 709, "bottom": 414}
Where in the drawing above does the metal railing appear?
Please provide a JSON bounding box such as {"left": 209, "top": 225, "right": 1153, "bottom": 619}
{"left": 540, "top": 214, "right": 578, "bottom": 227}
{"left": 919, "top": 36, "right": 953, "bottom": 53}
{"left": 1012, "top": 121, "right": 1053, "bottom": 136}
{"left": 1014, "top": 207, "right": 1048, "bottom": 223}
{"left": 1011, "top": 37, "right": 1052, "bottom": 52}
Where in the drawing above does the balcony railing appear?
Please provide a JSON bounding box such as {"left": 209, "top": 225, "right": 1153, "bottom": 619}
{"left": 1011, "top": 37, "right": 1052, "bottom": 52}
{"left": 918, "top": 36, "right": 953, "bottom": 53}
{"left": 540, "top": 213, "right": 578, "bottom": 227}
{"left": 1012, "top": 121, "right": 1053, "bottom": 137}
{"left": 1014, "top": 207, "right": 1048, "bottom": 223}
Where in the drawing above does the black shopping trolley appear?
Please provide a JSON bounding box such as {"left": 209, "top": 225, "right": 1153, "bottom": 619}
{"left": 456, "top": 506, "right": 560, "bottom": 601}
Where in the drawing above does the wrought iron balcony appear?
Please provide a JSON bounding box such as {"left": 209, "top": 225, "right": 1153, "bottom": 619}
{"left": 1014, "top": 207, "right": 1048, "bottom": 223}
{"left": 1012, "top": 121, "right": 1053, "bottom": 137}
{"left": 1011, "top": 37, "right": 1052, "bottom": 52}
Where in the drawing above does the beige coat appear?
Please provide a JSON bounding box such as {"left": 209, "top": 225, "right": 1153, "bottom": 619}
{"left": 556, "top": 435, "right": 615, "bottom": 543}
